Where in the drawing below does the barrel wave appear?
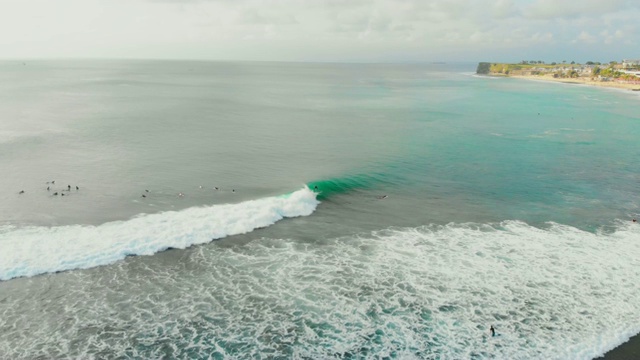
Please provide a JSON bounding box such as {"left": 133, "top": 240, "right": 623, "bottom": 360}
{"left": 0, "top": 187, "right": 319, "bottom": 281}
{"left": 307, "top": 172, "right": 396, "bottom": 200}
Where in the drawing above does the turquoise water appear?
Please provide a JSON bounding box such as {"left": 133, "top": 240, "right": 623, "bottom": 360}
{"left": 0, "top": 61, "right": 639, "bottom": 359}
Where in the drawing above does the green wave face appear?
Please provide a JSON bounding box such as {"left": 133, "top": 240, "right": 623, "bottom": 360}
{"left": 308, "top": 172, "right": 392, "bottom": 200}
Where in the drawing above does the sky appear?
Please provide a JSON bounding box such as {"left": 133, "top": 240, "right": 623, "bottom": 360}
{"left": 0, "top": 0, "right": 638, "bottom": 63}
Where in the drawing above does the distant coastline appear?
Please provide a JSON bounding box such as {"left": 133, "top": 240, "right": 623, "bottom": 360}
{"left": 508, "top": 74, "right": 640, "bottom": 91}
{"left": 476, "top": 61, "right": 640, "bottom": 92}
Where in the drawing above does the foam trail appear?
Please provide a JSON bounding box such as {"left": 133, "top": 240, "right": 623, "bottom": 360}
{"left": 0, "top": 187, "right": 319, "bottom": 281}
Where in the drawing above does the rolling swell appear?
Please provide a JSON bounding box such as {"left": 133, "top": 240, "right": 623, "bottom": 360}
{"left": 0, "top": 187, "right": 319, "bottom": 281}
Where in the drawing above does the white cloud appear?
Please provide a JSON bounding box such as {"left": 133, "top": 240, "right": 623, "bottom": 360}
{"left": 525, "top": 0, "right": 636, "bottom": 19}
{"left": 0, "top": 0, "right": 638, "bottom": 61}
{"left": 492, "top": 0, "right": 518, "bottom": 19}
{"left": 238, "top": 9, "right": 297, "bottom": 25}
{"left": 531, "top": 32, "right": 554, "bottom": 43}
{"left": 574, "top": 31, "right": 597, "bottom": 44}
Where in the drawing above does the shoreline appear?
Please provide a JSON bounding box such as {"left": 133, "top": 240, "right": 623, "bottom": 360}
{"left": 599, "top": 332, "right": 640, "bottom": 359}
{"left": 508, "top": 74, "right": 640, "bottom": 91}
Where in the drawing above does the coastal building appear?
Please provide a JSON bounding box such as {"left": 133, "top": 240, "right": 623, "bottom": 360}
{"left": 620, "top": 70, "right": 640, "bottom": 78}
{"left": 622, "top": 59, "right": 640, "bottom": 68}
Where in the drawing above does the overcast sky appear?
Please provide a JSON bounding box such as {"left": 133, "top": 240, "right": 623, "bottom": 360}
{"left": 0, "top": 0, "right": 638, "bottom": 63}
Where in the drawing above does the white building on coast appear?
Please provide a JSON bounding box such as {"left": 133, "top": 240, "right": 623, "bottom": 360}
{"left": 622, "top": 59, "right": 640, "bottom": 68}
{"left": 620, "top": 70, "right": 640, "bottom": 78}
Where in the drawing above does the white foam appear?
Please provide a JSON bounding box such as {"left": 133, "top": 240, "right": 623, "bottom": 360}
{"left": 2, "top": 219, "right": 639, "bottom": 359}
{"left": 161, "top": 220, "right": 639, "bottom": 359}
{"left": 0, "top": 187, "right": 319, "bottom": 281}
{"left": 471, "top": 74, "right": 502, "bottom": 79}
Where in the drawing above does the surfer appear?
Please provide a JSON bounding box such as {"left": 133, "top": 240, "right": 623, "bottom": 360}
{"left": 377, "top": 195, "right": 388, "bottom": 199}
{"left": 18, "top": 190, "right": 24, "bottom": 194}
{"left": 53, "top": 192, "right": 58, "bottom": 196}
{"left": 141, "top": 194, "right": 146, "bottom": 198}
{"left": 47, "top": 186, "right": 50, "bottom": 191}
{"left": 76, "top": 186, "right": 79, "bottom": 190}
{"left": 490, "top": 325, "right": 495, "bottom": 337}
{"left": 633, "top": 219, "right": 637, "bottom": 223}
{"left": 67, "top": 185, "right": 71, "bottom": 191}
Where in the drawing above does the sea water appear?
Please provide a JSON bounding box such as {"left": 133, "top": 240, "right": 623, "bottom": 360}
{"left": 0, "top": 60, "right": 639, "bottom": 359}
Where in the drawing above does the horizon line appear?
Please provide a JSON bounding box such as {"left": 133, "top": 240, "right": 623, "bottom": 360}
{"left": 0, "top": 57, "right": 479, "bottom": 65}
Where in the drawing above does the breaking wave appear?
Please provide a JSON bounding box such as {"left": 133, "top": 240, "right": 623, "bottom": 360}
{"left": 0, "top": 187, "right": 319, "bottom": 281}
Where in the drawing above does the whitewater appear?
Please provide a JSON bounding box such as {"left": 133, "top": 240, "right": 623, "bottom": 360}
{"left": 2, "top": 218, "right": 639, "bottom": 359}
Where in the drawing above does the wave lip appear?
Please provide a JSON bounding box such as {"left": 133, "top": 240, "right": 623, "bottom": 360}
{"left": 0, "top": 187, "right": 319, "bottom": 281}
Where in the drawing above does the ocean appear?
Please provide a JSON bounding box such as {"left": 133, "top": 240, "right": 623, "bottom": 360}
{"left": 0, "top": 60, "right": 638, "bottom": 359}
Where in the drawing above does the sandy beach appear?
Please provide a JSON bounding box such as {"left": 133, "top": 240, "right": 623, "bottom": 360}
{"left": 509, "top": 74, "right": 640, "bottom": 91}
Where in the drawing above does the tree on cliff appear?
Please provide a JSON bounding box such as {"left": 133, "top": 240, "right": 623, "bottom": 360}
{"left": 476, "top": 62, "right": 491, "bottom": 74}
